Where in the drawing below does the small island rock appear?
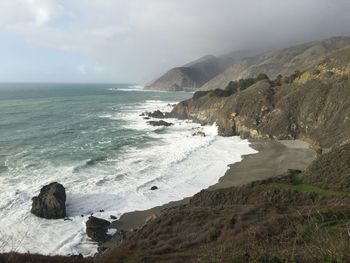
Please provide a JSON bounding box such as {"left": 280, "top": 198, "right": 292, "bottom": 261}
{"left": 147, "top": 110, "right": 165, "bottom": 118}
{"left": 31, "top": 182, "right": 66, "bottom": 219}
{"left": 147, "top": 120, "right": 173, "bottom": 127}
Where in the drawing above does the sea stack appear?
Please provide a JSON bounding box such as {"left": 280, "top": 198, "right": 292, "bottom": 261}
{"left": 31, "top": 182, "right": 66, "bottom": 219}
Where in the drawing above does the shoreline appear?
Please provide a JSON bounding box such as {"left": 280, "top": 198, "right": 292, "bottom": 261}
{"left": 107, "top": 139, "right": 317, "bottom": 236}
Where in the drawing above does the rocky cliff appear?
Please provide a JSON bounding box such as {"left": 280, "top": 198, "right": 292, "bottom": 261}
{"left": 146, "top": 36, "right": 350, "bottom": 92}
{"left": 171, "top": 46, "right": 350, "bottom": 149}
{"left": 144, "top": 55, "right": 231, "bottom": 91}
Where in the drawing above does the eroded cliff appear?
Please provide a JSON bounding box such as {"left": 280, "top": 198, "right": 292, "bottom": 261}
{"left": 171, "top": 47, "right": 350, "bottom": 149}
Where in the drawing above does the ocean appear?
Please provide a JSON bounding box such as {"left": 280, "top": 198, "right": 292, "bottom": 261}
{"left": 0, "top": 83, "right": 257, "bottom": 256}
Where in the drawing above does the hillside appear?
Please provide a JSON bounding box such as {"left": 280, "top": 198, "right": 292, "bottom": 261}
{"left": 99, "top": 146, "right": 350, "bottom": 262}
{"left": 145, "top": 36, "right": 350, "bottom": 92}
{"left": 171, "top": 45, "right": 350, "bottom": 149}
{"left": 200, "top": 36, "right": 350, "bottom": 91}
{"left": 144, "top": 55, "right": 231, "bottom": 91}
{"left": 95, "top": 45, "right": 350, "bottom": 262}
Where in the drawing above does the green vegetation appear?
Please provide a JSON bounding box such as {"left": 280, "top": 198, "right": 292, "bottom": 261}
{"left": 192, "top": 90, "right": 211, "bottom": 100}
{"left": 211, "top": 73, "right": 270, "bottom": 98}
{"left": 270, "top": 182, "right": 349, "bottom": 197}
{"left": 192, "top": 73, "right": 271, "bottom": 100}
{"left": 270, "top": 169, "right": 349, "bottom": 197}
{"left": 191, "top": 70, "right": 309, "bottom": 101}
{"left": 304, "top": 143, "right": 350, "bottom": 192}
{"left": 191, "top": 71, "right": 306, "bottom": 101}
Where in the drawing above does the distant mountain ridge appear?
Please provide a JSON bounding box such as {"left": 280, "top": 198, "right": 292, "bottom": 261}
{"left": 200, "top": 36, "right": 350, "bottom": 91}
{"left": 144, "top": 55, "right": 231, "bottom": 91}
{"left": 145, "top": 36, "right": 350, "bottom": 91}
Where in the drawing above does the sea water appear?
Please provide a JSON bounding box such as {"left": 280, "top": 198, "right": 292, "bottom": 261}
{"left": 0, "top": 83, "right": 257, "bottom": 256}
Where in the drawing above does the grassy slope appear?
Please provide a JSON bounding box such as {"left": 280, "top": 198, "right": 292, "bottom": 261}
{"left": 2, "top": 147, "right": 349, "bottom": 263}
{"left": 100, "top": 154, "right": 350, "bottom": 263}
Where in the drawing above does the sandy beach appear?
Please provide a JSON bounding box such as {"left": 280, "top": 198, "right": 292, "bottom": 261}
{"left": 109, "top": 139, "right": 317, "bottom": 233}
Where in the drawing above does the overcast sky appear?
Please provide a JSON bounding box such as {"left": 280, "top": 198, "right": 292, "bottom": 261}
{"left": 0, "top": 0, "right": 350, "bottom": 83}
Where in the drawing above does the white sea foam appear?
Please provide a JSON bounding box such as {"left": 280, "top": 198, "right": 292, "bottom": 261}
{"left": 108, "top": 85, "right": 145, "bottom": 92}
{"left": 0, "top": 99, "right": 257, "bottom": 257}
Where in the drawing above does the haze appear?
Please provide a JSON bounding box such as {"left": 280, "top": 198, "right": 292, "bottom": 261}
{"left": 0, "top": 0, "right": 350, "bottom": 83}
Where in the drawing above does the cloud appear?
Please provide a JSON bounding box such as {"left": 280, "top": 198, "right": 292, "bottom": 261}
{"left": 1, "top": 0, "right": 350, "bottom": 82}
{"left": 0, "top": 0, "right": 63, "bottom": 28}
{"left": 77, "top": 64, "right": 87, "bottom": 75}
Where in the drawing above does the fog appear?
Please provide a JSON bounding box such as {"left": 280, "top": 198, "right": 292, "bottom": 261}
{"left": 0, "top": 0, "right": 349, "bottom": 83}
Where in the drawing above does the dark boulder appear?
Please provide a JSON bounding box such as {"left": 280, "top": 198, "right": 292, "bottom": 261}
{"left": 147, "top": 120, "right": 173, "bottom": 127}
{"left": 150, "top": 186, "right": 158, "bottom": 190}
{"left": 31, "top": 182, "right": 66, "bottom": 219}
{"left": 148, "top": 110, "right": 165, "bottom": 118}
{"left": 86, "top": 216, "right": 111, "bottom": 243}
{"left": 192, "top": 131, "right": 206, "bottom": 137}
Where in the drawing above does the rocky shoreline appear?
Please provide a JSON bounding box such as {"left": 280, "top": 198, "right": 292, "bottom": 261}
{"left": 98, "top": 138, "right": 317, "bottom": 254}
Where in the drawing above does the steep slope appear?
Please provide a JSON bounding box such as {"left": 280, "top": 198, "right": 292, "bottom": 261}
{"left": 198, "top": 36, "right": 350, "bottom": 90}
{"left": 101, "top": 148, "right": 350, "bottom": 262}
{"left": 171, "top": 45, "right": 350, "bottom": 149}
{"left": 144, "top": 55, "right": 231, "bottom": 91}
{"left": 304, "top": 143, "right": 350, "bottom": 192}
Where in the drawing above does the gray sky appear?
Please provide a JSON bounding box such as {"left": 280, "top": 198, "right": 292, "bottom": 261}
{"left": 0, "top": 0, "right": 350, "bottom": 83}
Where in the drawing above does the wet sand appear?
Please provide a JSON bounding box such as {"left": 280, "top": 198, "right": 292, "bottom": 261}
{"left": 110, "top": 139, "right": 317, "bottom": 232}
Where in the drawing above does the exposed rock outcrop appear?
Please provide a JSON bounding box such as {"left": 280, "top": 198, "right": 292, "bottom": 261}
{"left": 86, "top": 216, "right": 111, "bottom": 243}
{"left": 147, "top": 120, "right": 173, "bottom": 127}
{"left": 146, "top": 110, "right": 165, "bottom": 118}
{"left": 171, "top": 46, "right": 350, "bottom": 149}
{"left": 31, "top": 182, "right": 66, "bottom": 219}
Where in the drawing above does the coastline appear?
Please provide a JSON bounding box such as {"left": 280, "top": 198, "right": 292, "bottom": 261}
{"left": 106, "top": 139, "right": 317, "bottom": 241}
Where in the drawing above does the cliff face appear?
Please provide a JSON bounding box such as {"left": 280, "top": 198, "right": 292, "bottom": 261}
{"left": 144, "top": 55, "right": 230, "bottom": 91}
{"left": 145, "top": 67, "right": 199, "bottom": 91}
{"left": 171, "top": 46, "right": 350, "bottom": 149}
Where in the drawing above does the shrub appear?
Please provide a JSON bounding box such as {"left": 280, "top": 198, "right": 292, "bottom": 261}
{"left": 193, "top": 90, "right": 211, "bottom": 100}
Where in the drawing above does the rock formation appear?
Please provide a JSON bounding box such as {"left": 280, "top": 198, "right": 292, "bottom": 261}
{"left": 86, "top": 216, "right": 111, "bottom": 243}
{"left": 31, "top": 182, "right": 66, "bottom": 219}
{"left": 147, "top": 120, "right": 173, "bottom": 127}
{"left": 171, "top": 45, "right": 350, "bottom": 149}
{"left": 146, "top": 110, "right": 165, "bottom": 118}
